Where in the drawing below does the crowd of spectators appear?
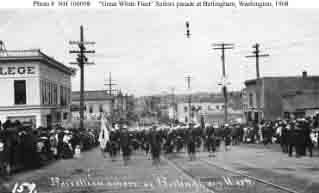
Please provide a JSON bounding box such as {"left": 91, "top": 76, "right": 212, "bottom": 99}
{"left": 240, "top": 114, "right": 319, "bottom": 158}
{"left": 0, "top": 120, "right": 99, "bottom": 176}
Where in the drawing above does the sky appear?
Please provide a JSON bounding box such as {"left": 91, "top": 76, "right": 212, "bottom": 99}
{"left": 0, "top": 8, "right": 319, "bottom": 96}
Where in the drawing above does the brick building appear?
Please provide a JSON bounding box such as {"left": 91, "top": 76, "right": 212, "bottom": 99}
{"left": 244, "top": 71, "right": 319, "bottom": 122}
{"left": 282, "top": 90, "right": 319, "bottom": 118}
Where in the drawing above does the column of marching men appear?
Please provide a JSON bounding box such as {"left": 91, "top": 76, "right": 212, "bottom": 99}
{"left": 99, "top": 115, "right": 319, "bottom": 166}
{"left": 99, "top": 121, "right": 242, "bottom": 166}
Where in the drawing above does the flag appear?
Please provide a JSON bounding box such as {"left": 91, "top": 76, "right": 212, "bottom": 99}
{"left": 99, "top": 115, "right": 109, "bottom": 150}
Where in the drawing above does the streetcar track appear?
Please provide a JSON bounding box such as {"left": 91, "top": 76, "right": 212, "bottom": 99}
{"left": 162, "top": 156, "right": 216, "bottom": 193}
{"left": 199, "top": 158, "right": 301, "bottom": 193}
{"left": 165, "top": 152, "right": 304, "bottom": 193}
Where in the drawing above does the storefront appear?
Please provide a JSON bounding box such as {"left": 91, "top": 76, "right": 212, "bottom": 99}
{"left": 0, "top": 49, "right": 72, "bottom": 128}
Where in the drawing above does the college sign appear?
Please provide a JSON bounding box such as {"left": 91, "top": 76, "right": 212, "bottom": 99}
{"left": 0, "top": 66, "right": 36, "bottom": 75}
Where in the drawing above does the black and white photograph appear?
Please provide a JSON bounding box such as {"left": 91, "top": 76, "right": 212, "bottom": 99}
{"left": 0, "top": 3, "right": 319, "bottom": 193}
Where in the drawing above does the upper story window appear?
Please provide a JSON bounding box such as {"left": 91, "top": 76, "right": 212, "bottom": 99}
{"left": 14, "top": 80, "right": 26, "bottom": 105}
{"left": 89, "top": 105, "right": 93, "bottom": 113}
{"left": 63, "top": 112, "right": 68, "bottom": 120}
{"left": 249, "top": 93, "right": 254, "bottom": 107}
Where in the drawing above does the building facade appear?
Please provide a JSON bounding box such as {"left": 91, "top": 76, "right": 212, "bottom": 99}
{"left": 282, "top": 90, "right": 319, "bottom": 118}
{"left": 71, "top": 90, "right": 134, "bottom": 123}
{"left": 176, "top": 97, "right": 243, "bottom": 125}
{"left": 71, "top": 90, "right": 113, "bottom": 120}
{"left": 244, "top": 72, "right": 319, "bottom": 122}
{"left": 0, "top": 50, "right": 72, "bottom": 127}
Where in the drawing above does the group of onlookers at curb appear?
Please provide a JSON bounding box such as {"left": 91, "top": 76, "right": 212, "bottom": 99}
{"left": 0, "top": 120, "right": 99, "bottom": 176}
{"left": 244, "top": 115, "right": 319, "bottom": 158}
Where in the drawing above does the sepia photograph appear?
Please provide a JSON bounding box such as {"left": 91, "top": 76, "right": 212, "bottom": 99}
{"left": 0, "top": 5, "right": 318, "bottom": 193}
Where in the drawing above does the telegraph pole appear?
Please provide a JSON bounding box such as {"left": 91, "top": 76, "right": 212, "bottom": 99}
{"left": 246, "top": 43, "right": 269, "bottom": 79}
{"left": 185, "top": 75, "right": 192, "bottom": 125}
{"left": 170, "top": 87, "right": 176, "bottom": 122}
{"left": 213, "top": 43, "right": 234, "bottom": 124}
{"left": 0, "top": 41, "right": 8, "bottom": 56}
{"left": 69, "top": 25, "right": 95, "bottom": 131}
{"left": 246, "top": 43, "right": 269, "bottom": 123}
{"left": 104, "top": 72, "right": 117, "bottom": 123}
{"left": 185, "top": 21, "right": 192, "bottom": 126}
{"left": 105, "top": 72, "right": 117, "bottom": 96}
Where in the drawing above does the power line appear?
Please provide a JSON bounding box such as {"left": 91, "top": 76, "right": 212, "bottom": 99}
{"left": 0, "top": 40, "right": 8, "bottom": 56}
{"left": 185, "top": 75, "right": 192, "bottom": 125}
{"left": 246, "top": 43, "right": 270, "bottom": 79}
{"left": 104, "top": 72, "right": 117, "bottom": 123}
{"left": 212, "top": 43, "right": 234, "bottom": 124}
{"left": 245, "top": 43, "right": 269, "bottom": 124}
{"left": 104, "top": 72, "right": 117, "bottom": 96}
{"left": 69, "top": 25, "right": 95, "bottom": 131}
{"left": 185, "top": 20, "right": 192, "bottom": 125}
{"left": 185, "top": 21, "right": 191, "bottom": 39}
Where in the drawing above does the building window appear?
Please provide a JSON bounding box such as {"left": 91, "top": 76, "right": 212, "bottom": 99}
{"left": 43, "top": 80, "right": 47, "bottom": 104}
{"left": 40, "top": 80, "right": 44, "bottom": 104}
{"left": 184, "top": 106, "right": 188, "bottom": 112}
{"left": 249, "top": 93, "right": 254, "bottom": 107}
{"left": 63, "top": 112, "right": 68, "bottom": 120}
{"left": 99, "top": 104, "right": 103, "bottom": 113}
{"left": 56, "top": 112, "right": 61, "bottom": 122}
{"left": 14, "top": 80, "right": 26, "bottom": 105}
{"left": 53, "top": 84, "right": 57, "bottom": 105}
{"left": 89, "top": 105, "right": 93, "bottom": 113}
{"left": 60, "top": 86, "right": 67, "bottom": 106}
{"left": 48, "top": 82, "right": 52, "bottom": 105}
{"left": 67, "top": 88, "right": 70, "bottom": 105}
{"left": 46, "top": 81, "right": 49, "bottom": 104}
{"left": 247, "top": 112, "right": 252, "bottom": 122}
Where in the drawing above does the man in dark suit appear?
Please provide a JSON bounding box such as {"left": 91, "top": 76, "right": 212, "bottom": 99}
{"left": 149, "top": 126, "right": 161, "bottom": 166}
{"left": 120, "top": 126, "right": 131, "bottom": 166}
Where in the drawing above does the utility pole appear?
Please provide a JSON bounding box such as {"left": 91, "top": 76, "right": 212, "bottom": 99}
{"left": 185, "top": 75, "right": 192, "bottom": 125}
{"left": 104, "top": 72, "right": 117, "bottom": 123}
{"left": 0, "top": 41, "right": 8, "bottom": 56}
{"left": 69, "top": 25, "right": 95, "bottom": 131}
{"left": 105, "top": 72, "right": 117, "bottom": 96}
{"left": 246, "top": 43, "right": 269, "bottom": 123}
{"left": 213, "top": 43, "right": 234, "bottom": 124}
{"left": 185, "top": 20, "right": 192, "bottom": 126}
{"left": 170, "top": 87, "right": 176, "bottom": 122}
{"left": 246, "top": 43, "right": 269, "bottom": 79}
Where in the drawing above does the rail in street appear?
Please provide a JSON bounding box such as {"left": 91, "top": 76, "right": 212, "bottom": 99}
{"left": 166, "top": 152, "right": 302, "bottom": 193}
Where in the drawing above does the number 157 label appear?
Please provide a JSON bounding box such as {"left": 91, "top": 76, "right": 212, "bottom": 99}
{"left": 12, "top": 182, "right": 37, "bottom": 193}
